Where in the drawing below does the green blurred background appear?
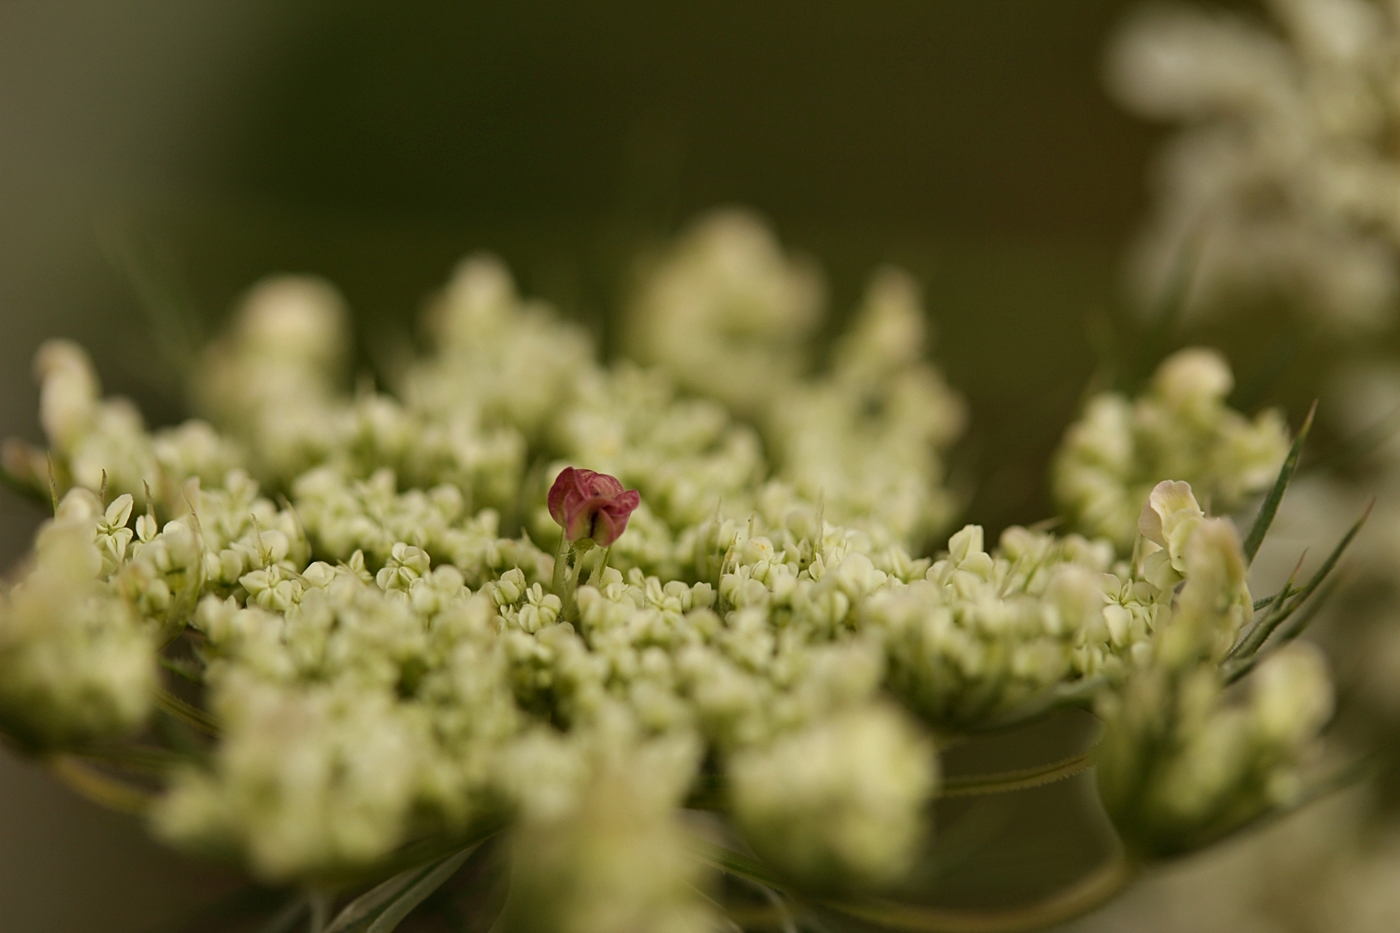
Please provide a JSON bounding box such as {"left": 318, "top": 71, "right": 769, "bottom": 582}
{"left": 0, "top": 3, "right": 1260, "bottom": 931}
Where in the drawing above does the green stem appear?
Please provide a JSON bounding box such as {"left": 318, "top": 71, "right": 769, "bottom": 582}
{"left": 66, "top": 742, "right": 185, "bottom": 775}
{"left": 553, "top": 536, "right": 581, "bottom": 622}
{"left": 938, "top": 748, "right": 1095, "bottom": 799}
{"left": 308, "top": 890, "right": 332, "bottom": 933}
{"left": 690, "top": 838, "right": 1137, "bottom": 933}
{"left": 47, "top": 755, "right": 154, "bottom": 815}
{"left": 159, "top": 654, "right": 205, "bottom": 684}
{"left": 154, "top": 687, "right": 221, "bottom": 737}
{"left": 551, "top": 534, "right": 569, "bottom": 597}
{"left": 826, "top": 850, "right": 1137, "bottom": 933}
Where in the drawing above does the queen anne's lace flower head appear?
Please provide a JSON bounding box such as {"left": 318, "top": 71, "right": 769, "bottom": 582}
{"left": 0, "top": 213, "right": 1337, "bottom": 928}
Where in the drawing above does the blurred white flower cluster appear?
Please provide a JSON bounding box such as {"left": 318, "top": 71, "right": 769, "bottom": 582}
{"left": 0, "top": 210, "right": 1335, "bottom": 930}
{"left": 1109, "top": 0, "right": 1400, "bottom": 327}
{"left": 1054, "top": 347, "right": 1289, "bottom": 550}
{"left": 1068, "top": 3, "right": 1400, "bottom": 928}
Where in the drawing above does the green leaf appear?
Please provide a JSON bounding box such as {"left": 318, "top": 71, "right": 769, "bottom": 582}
{"left": 1224, "top": 502, "right": 1367, "bottom": 682}
{"left": 1225, "top": 575, "right": 1343, "bottom": 684}
{"left": 1230, "top": 552, "right": 1305, "bottom": 660}
{"left": 687, "top": 839, "right": 788, "bottom": 893}
{"left": 1242, "top": 401, "right": 1315, "bottom": 566}
{"left": 1237, "top": 498, "right": 1366, "bottom": 664}
{"left": 322, "top": 866, "right": 424, "bottom": 933}
{"left": 1253, "top": 591, "right": 1294, "bottom": 612}
{"left": 256, "top": 897, "right": 308, "bottom": 933}
{"left": 365, "top": 846, "right": 476, "bottom": 933}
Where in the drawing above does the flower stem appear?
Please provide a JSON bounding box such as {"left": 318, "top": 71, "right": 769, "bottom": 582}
{"left": 47, "top": 755, "right": 154, "bottom": 814}
{"left": 552, "top": 534, "right": 569, "bottom": 598}
{"left": 691, "top": 839, "right": 1137, "bottom": 933}
{"left": 554, "top": 537, "right": 582, "bottom": 623}
{"left": 826, "top": 850, "right": 1137, "bottom": 933}
{"left": 938, "top": 747, "right": 1096, "bottom": 799}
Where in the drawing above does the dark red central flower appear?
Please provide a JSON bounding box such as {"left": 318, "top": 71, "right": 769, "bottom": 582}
{"left": 547, "top": 467, "right": 641, "bottom": 548}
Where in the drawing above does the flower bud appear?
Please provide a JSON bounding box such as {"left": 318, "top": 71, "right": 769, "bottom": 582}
{"left": 548, "top": 467, "right": 641, "bottom": 549}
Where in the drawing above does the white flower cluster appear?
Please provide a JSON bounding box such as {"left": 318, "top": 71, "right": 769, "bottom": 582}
{"left": 157, "top": 569, "right": 520, "bottom": 879}
{"left": 2, "top": 341, "right": 244, "bottom": 514}
{"left": 495, "top": 714, "right": 713, "bottom": 933}
{"left": 727, "top": 704, "right": 937, "bottom": 890}
{"left": 0, "top": 213, "right": 1336, "bottom": 926}
{"left": 1096, "top": 490, "right": 1333, "bottom": 857}
{"left": 1109, "top": 0, "right": 1400, "bottom": 327}
{"left": 869, "top": 524, "right": 1152, "bottom": 729}
{"left": 196, "top": 264, "right": 543, "bottom": 511}
{"left": 766, "top": 267, "right": 966, "bottom": 551}
{"left": 1053, "top": 347, "right": 1289, "bottom": 551}
{"left": 630, "top": 211, "right": 966, "bottom": 553}
{"left": 628, "top": 209, "right": 824, "bottom": 418}
{"left": 0, "top": 479, "right": 215, "bottom": 747}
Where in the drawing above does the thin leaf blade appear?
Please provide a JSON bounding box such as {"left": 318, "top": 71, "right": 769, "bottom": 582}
{"left": 1243, "top": 401, "right": 1316, "bottom": 566}
{"left": 322, "top": 865, "right": 424, "bottom": 933}
{"left": 364, "top": 845, "right": 477, "bottom": 933}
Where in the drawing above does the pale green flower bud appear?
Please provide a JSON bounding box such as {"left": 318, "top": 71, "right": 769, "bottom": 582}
{"left": 375, "top": 542, "right": 432, "bottom": 592}
{"left": 491, "top": 568, "right": 528, "bottom": 608}
{"left": 511, "top": 584, "right": 563, "bottom": 635}
{"left": 241, "top": 565, "right": 304, "bottom": 614}
{"left": 150, "top": 420, "right": 246, "bottom": 494}
{"left": 0, "top": 227, "right": 1349, "bottom": 915}
{"left": 134, "top": 511, "right": 158, "bottom": 544}
{"left": 95, "top": 494, "right": 136, "bottom": 573}
{"left": 1097, "top": 633, "right": 1331, "bottom": 857}
{"left": 232, "top": 276, "right": 351, "bottom": 366}
{"left": 832, "top": 266, "right": 929, "bottom": 382}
